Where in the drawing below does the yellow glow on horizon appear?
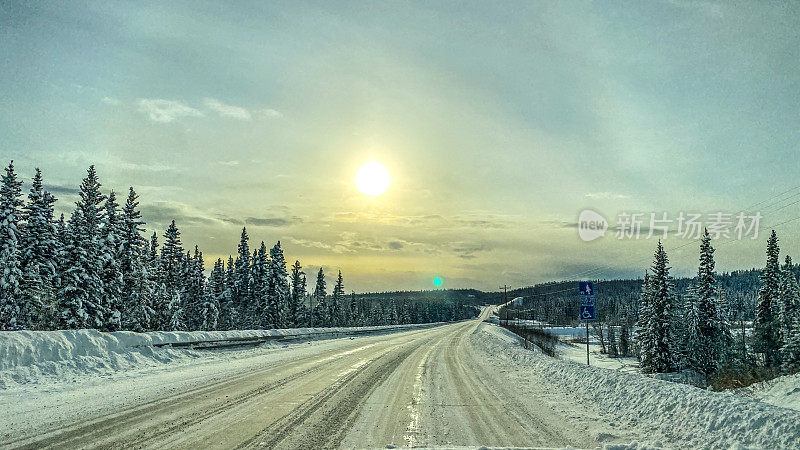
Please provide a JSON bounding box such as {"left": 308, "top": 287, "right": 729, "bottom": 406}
{"left": 355, "top": 161, "right": 391, "bottom": 196}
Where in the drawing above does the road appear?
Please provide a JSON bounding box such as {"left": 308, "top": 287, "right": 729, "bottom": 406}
{"left": 2, "top": 309, "right": 597, "bottom": 449}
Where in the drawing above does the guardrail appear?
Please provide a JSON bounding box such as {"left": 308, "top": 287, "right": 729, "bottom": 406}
{"left": 150, "top": 322, "right": 449, "bottom": 351}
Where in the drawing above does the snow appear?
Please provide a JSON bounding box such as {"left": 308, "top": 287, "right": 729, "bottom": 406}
{"left": 476, "top": 323, "right": 800, "bottom": 449}
{"left": 736, "top": 372, "right": 800, "bottom": 412}
{"left": 0, "top": 323, "right": 444, "bottom": 388}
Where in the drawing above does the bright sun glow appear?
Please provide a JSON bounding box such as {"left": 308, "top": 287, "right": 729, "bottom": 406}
{"left": 355, "top": 161, "right": 391, "bottom": 196}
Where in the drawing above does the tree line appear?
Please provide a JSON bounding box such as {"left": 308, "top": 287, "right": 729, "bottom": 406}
{"left": 635, "top": 229, "right": 800, "bottom": 382}
{"left": 0, "top": 162, "right": 477, "bottom": 332}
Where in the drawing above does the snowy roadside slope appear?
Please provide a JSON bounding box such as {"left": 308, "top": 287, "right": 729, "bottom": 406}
{"left": 737, "top": 372, "right": 800, "bottom": 412}
{"left": 475, "top": 323, "right": 800, "bottom": 449}
{"left": 0, "top": 323, "right": 443, "bottom": 388}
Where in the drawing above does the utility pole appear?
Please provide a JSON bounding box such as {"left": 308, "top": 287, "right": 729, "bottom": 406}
{"left": 500, "top": 285, "right": 509, "bottom": 326}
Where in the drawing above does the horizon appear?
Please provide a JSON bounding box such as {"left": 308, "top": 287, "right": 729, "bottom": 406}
{"left": 3, "top": 1, "right": 800, "bottom": 291}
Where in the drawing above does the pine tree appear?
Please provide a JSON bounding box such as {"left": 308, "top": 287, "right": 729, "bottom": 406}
{"left": 755, "top": 230, "right": 782, "bottom": 367}
{"left": 119, "top": 188, "right": 154, "bottom": 332}
{"left": 57, "top": 210, "right": 90, "bottom": 329}
{"left": 267, "top": 241, "right": 289, "bottom": 328}
{"left": 168, "top": 291, "right": 186, "bottom": 331}
{"left": 202, "top": 259, "right": 225, "bottom": 331}
{"left": 607, "top": 324, "right": 618, "bottom": 358}
{"left": 160, "top": 221, "right": 184, "bottom": 293}
{"left": 76, "top": 166, "right": 107, "bottom": 328}
{"left": 635, "top": 272, "right": 655, "bottom": 368}
{"left": 778, "top": 255, "right": 800, "bottom": 356}
{"left": 19, "top": 168, "right": 58, "bottom": 329}
{"left": 312, "top": 268, "right": 327, "bottom": 327}
{"left": 640, "top": 242, "right": 678, "bottom": 373}
{"left": 684, "top": 229, "right": 726, "bottom": 377}
{"left": 99, "top": 191, "right": 123, "bottom": 331}
{"left": 233, "top": 228, "right": 251, "bottom": 328}
{"left": 331, "top": 270, "right": 345, "bottom": 326}
{"left": 0, "top": 162, "right": 24, "bottom": 330}
{"left": 250, "top": 242, "right": 269, "bottom": 329}
{"left": 218, "top": 256, "right": 235, "bottom": 330}
{"left": 782, "top": 316, "right": 800, "bottom": 373}
{"left": 288, "top": 260, "right": 305, "bottom": 327}
{"left": 619, "top": 322, "right": 631, "bottom": 357}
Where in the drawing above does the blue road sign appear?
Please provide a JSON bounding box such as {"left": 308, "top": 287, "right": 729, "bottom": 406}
{"left": 579, "top": 281, "right": 595, "bottom": 296}
{"left": 580, "top": 304, "right": 597, "bottom": 321}
{"left": 581, "top": 295, "right": 595, "bottom": 306}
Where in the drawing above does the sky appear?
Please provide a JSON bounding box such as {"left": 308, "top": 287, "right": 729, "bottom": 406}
{"left": 1, "top": 0, "right": 799, "bottom": 292}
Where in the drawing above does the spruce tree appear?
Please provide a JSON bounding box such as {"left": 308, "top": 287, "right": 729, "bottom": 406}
{"left": 331, "top": 270, "right": 345, "bottom": 326}
{"left": 119, "top": 188, "right": 154, "bottom": 332}
{"left": 250, "top": 242, "right": 269, "bottom": 328}
{"left": 233, "top": 227, "right": 251, "bottom": 327}
{"left": 778, "top": 255, "right": 800, "bottom": 356}
{"left": 99, "top": 191, "right": 123, "bottom": 331}
{"left": 645, "top": 242, "right": 678, "bottom": 373}
{"left": 607, "top": 324, "right": 618, "bottom": 358}
{"left": 782, "top": 316, "right": 800, "bottom": 373}
{"left": 635, "top": 271, "right": 655, "bottom": 370}
{"left": 267, "top": 241, "right": 289, "bottom": 328}
{"left": 19, "top": 168, "right": 58, "bottom": 329}
{"left": 75, "top": 166, "right": 107, "bottom": 328}
{"left": 218, "top": 256, "right": 235, "bottom": 330}
{"left": 57, "top": 210, "right": 90, "bottom": 328}
{"left": 755, "top": 230, "right": 782, "bottom": 367}
{"left": 312, "top": 268, "right": 327, "bottom": 327}
{"left": 288, "top": 260, "right": 305, "bottom": 327}
{"left": 0, "top": 162, "right": 24, "bottom": 330}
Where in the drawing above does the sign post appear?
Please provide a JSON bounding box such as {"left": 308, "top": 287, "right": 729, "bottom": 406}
{"left": 578, "top": 281, "right": 597, "bottom": 366}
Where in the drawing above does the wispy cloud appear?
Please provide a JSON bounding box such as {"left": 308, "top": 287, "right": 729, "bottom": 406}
{"left": 245, "top": 216, "right": 303, "bottom": 227}
{"left": 100, "top": 96, "right": 120, "bottom": 105}
{"left": 259, "top": 108, "right": 283, "bottom": 119}
{"left": 137, "top": 99, "right": 203, "bottom": 123}
{"left": 584, "top": 192, "right": 630, "bottom": 200}
{"left": 204, "top": 98, "right": 252, "bottom": 120}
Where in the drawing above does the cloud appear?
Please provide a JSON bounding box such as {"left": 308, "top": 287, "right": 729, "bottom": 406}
{"left": 451, "top": 242, "right": 491, "bottom": 259}
{"left": 245, "top": 216, "right": 303, "bottom": 227}
{"left": 584, "top": 192, "right": 630, "bottom": 200}
{"left": 218, "top": 160, "right": 240, "bottom": 166}
{"left": 204, "top": 98, "right": 252, "bottom": 120}
{"left": 137, "top": 99, "right": 203, "bottom": 123}
{"left": 43, "top": 184, "right": 80, "bottom": 196}
{"left": 388, "top": 241, "right": 404, "bottom": 250}
{"left": 101, "top": 96, "right": 120, "bottom": 105}
{"left": 259, "top": 108, "right": 283, "bottom": 118}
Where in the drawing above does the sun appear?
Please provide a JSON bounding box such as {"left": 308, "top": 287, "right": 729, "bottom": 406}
{"left": 355, "top": 161, "right": 391, "bottom": 196}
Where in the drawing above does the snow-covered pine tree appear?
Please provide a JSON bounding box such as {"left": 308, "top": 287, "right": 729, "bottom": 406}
{"left": 160, "top": 221, "right": 184, "bottom": 294}
{"left": 635, "top": 271, "right": 655, "bottom": 370}
{"left": 19, "top": 168, "right": 58, "bottom": 329}
{"left": 74, "top": 166, "right": 107, "bottom": 329}
{"left": 182, "top": 246, "right": 206, "bottom": 330}
{"left": 119, "top": 188, "right": 154, "bottom": 332}
{"left": 202, "top": 258, "right": 225, "bottom": 331}
{"left": 288, "top": 260, "right": 305, "bottom": 327}
{"left": 57, "top": 209, "right": 90, "bottom": 329}
{"left": 349, "top": 291, "right": 358, "bottom": 326}
{"left": 331, "top": 270, "right": 345, "bottom": 326}
{"left": 782, "top": 316, "right": 800, "bottom": 373}
{"left": 218, "top": 256, "right": 235, "bottom": 330}
{"left": 250, "top": 242, "right": 268, "bottom": 329}
{"left": 619, "top": 322, "right": 631, "bottom": 357}
{"left": 267, "top": 241, "right": 289, "bottom": 328}
{"left": 607, "top": 324, "right": 618, "bottom": 358}
{"left": 312, "top": 268, "right": 327, "bottom": 327}
{"left": 647, "top": 241, "right": 678, "bottom": 373}
{"left": 99, "top": 191, "right": 123, "bottom": 331}
{"left": 147, "top": 231, "right": 169, "bottom": 330}
{"left": 755, "top": 230, "right": 782, "bottom": 367}
{"left": 168, "top": 290, "right": 186, "bottom": 331}
{"left": 0, "top": 162, "right": 24, "bottom": 330}
{"left": 778, "top": 255, "right": 800, "bottom": 357}
{"left": 233, "top": 227, "right": 251, "bottom": 328}
{"left": 685, "top": 229, "right": 726, "bottom": 377}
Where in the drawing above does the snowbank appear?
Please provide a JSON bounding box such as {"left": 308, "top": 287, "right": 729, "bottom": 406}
{"left": 737, "top": 372, "right": 800, "bottom": 412}
{"left": 0, "top": 323, "right": 443, "bottom": 388}
{"left": 476, "top": 323, "right": 800, "bottom": 449}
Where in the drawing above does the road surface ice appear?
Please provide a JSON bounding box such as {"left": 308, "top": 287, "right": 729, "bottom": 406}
{"left": 1, "top": 310, "right": 798, "bottom": 448}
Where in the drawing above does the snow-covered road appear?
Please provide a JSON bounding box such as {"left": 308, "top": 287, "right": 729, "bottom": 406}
{"left": 2, "top": 309, "right": 799, "bottom": 448}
